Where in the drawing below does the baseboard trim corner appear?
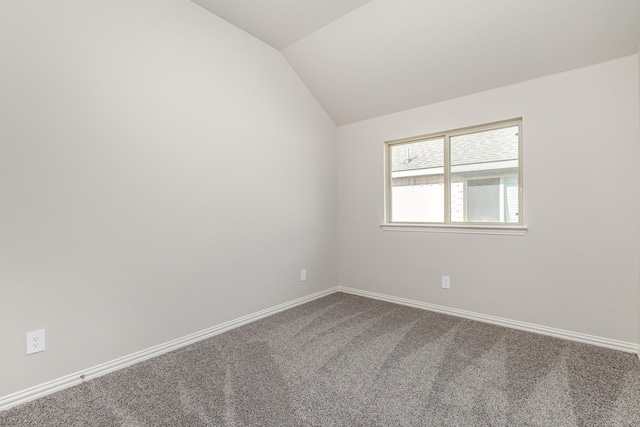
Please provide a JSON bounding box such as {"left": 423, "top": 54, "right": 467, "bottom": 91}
{"left": 0, "top": 286, "right": 339, "bottom": 412}
{"left": 337, "top": 286, "right": 638, "bottom": 354}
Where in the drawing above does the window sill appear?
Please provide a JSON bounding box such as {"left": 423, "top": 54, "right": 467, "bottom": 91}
{"left": 380, "top": 223, "right": 528, "bottom": 236}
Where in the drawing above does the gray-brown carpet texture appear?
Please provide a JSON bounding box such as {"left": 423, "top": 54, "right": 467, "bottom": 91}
{"left": 2, "top": 292, "right": 640, "bottom": 426}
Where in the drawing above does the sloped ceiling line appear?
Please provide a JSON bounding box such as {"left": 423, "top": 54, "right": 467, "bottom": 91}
{"left": 192, "top": 0, "right": 640, "bottom": 125}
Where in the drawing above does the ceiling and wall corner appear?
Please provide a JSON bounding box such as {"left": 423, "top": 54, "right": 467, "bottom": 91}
{"left": 194, "top": 0, "right": 640, "bottom": 126}
{"left": 190, "top": 0, "right": 373, "bottom": 50}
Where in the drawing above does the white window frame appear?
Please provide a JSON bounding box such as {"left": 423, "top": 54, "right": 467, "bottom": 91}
{"left": 382, "top": 118, "right": 527, "bottom": 236}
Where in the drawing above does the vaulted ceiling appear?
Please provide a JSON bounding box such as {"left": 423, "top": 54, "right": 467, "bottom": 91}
{"left": 192, "top": 0, "right": 640, "bottom": 125}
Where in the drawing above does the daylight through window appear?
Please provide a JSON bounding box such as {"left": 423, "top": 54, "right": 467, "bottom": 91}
{"left": 386, "top": 119, "right": 522, "bottom": 225}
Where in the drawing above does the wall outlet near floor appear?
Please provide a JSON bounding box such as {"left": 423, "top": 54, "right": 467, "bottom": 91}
{"left": 442, "top": 276, "right": 451, "bottom": 289}
{"left": 26, "top": 329, "right": 46, "bottom": 354}
{"left": 300, "top": 269, "right": 307, "bottom": 282}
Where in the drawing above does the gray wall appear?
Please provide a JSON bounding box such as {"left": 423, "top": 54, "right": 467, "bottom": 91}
{"left": 338, "top": 55, "right": 640, "bottom": 345}
{"left": 0, "top": 0, "right": 338, "bottom": 397}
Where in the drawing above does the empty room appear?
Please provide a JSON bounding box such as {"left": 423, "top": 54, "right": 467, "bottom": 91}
{"left": 1, "top": 0, "right": 640, "bottom": 425}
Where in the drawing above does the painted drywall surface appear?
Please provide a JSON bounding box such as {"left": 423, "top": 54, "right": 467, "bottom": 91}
{"left": 338, "top": 55, "right": 640, "bottom": 344}
{"left": 0, "top": 0, "right": 337, "bottom": 397}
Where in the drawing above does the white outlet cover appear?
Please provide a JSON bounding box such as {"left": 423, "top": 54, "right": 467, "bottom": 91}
{"left": 300, "top": 269, "right": 307, "bottom": 281}
{"left": 442, "top": 276, "right": 451, "bottom": 289}
{"left": 26, "top": 329, "right": 45, "bottom": 354}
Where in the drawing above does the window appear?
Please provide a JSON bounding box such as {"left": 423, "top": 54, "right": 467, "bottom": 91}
{"left": 385, "top": 119, "right": 522, "bottom": 229}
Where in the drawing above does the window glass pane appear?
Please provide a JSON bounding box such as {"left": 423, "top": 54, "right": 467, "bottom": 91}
{"left": 467, "top": 178, "right": 500, "bottom": 221}
{"left": 390, "top": 138, "right": 444, "bottom": 222}
{"left": 450, "top": 126, "right": 519, "bottom": 223}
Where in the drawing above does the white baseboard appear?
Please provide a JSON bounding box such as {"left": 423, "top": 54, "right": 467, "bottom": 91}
{"left": 3, "top": 285, "right": 637, "bottom": 412}
{"left": 0, "top": 287, "right": 339, "bottom": 412}
{"left": 338, "top": 286, "right": 639, "bottom": 354}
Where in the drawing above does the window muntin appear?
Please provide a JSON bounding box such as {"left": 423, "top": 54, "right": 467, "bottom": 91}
{"left": 386, "top": 119, "right": 522, "bottom": 225}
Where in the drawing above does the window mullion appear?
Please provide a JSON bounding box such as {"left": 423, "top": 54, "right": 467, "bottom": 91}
{"left": 444, "top": 134, "right": 451, "bottom": 224}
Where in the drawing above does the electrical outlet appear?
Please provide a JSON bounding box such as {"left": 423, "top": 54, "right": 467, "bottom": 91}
{"left": 442, "top": 276, "right": 451, "bottom": 289}
{"left": 26, "top": 329, "right": 45, "bottom": 354}
{"left": 300, "top": 269, "right": 307, "bottom": 281}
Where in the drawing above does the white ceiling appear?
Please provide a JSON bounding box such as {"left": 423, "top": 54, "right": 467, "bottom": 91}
{"left": 191, "top": 0, "right": 373, "bottom": 50}
{"left": 192, "top": 0, "right": 640, "bottom": 125}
